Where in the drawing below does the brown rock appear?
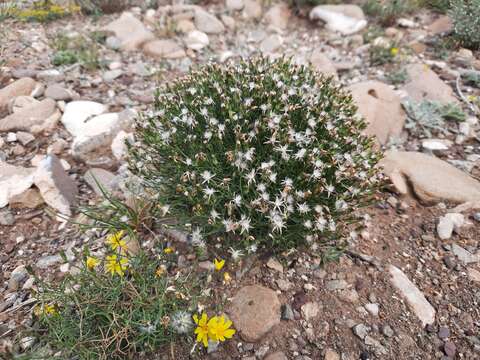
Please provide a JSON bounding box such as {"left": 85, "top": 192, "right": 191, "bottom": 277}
{"left": 427, "top": 15, "right": 453, "bottom": 35}
{"left": 103, "top": 12, "right": 155, "bottom": 51}
{"left": 380, "top": 151, "right": 480, "bottom": 204}
{"left": 0, "top": 98, "right": 59, "bottom": 133}
{"left": 143, "top": 40, "right": 186, "bottom": 59}
{"left": 34, "top": 155, "right": 78, "bottom": 216}
{"left": 403, "top": 64, "right": 459, "bottom": 104}
{"left": 228, "top": 285, "right": 280, "bottom": 342}
{"left": 9, "top": 96, "right": 39, "bottom": 114}
{"left": 264, "top": 3, "right": 291, "bottom": 30}
{"left": 84, "top": 168, "right": 117, "bottom": 196}
{"left": 468, "top": 267, "right": 480, "bottom": 282}
{"left": 348, "top": 81, "right": 405, "bottom": 144}
{"left": 265, "top": 352, "right": 288, "bottom": 360}
{"left": 310, "top": 50, "right": 338, "bottom": 79}
{"left": 0, "top": 162, "right": 35, "bottom": 208}
{"left": 324, "top": 349, "right": 340, "bottom": 360}
{"left": 0, "top": 77, "right": 37, "bottom": 117}
{"left": 9, "top": 188, "right": 44, "bottom": 209}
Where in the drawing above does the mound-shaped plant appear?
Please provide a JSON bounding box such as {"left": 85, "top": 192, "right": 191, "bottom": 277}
{"left": 450, "top": 0, "right": 480, "bottom": 50}
{"left": 129, "top": 57, "right": 381, "bottom": 252}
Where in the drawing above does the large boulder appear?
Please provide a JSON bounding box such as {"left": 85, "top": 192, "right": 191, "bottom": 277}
{"left": 103, "top": 12, "right": 155, "bottom": 51}
{"left": 380, "top": 151, "right": 480, "bottom": 204}
{"left": 309, "top": 5, "right": 367, "bottom": 35}
{"left": 0, "top": 98, "right": 59, "bottom": 133}
{"left": 0, "top": 77, "right": 37, "bottom": 118}
{"left": 228, "top": 285, "right": 280, "bottom": 342}
{"left": 348, "top": 81, "right": 405, "bottom": 145}
{"left": 403, "top": 64, "right": 459, "bottom": 104}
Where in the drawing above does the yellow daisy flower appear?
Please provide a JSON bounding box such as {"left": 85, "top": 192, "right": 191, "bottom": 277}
{"left": 208, "top": 315, "right": 236, "bottom": 342}
{"left": 105, "top": 254, "right": 128, "bottom": 276}
{"left": 86, "top": 256, "right": 100, "bottom": 270}
{"left": 106, "top": 230, "right": 126, "bottom": 251}
{"left": 193, "top": 313, "right": 214, "bottom": 347}
{"left": 163, "top": 247, "right": 174, "bottom": 254}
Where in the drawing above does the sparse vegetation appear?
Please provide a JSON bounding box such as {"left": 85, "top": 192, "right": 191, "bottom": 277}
{"left": 15, "top": 0, "right": 80, "bottom": 22}
{"left": 51, "top": 33, "right": 102, "bottom": 70}
{"left": 385, "top": 67, "right": 409, "bottom": 85}
{"left": 450, "top": 0, "right": 480, "bottom": 50}
{"left": 75, "top": 0, "right": 131, "bottom": 14}
{"left": 369, "top": 41, "right": 401, "bottom": 66}
{"left": 363, "top": 0, "right": 419, "bottom": 26}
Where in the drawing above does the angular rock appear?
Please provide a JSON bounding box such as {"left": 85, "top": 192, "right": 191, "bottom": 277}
{"left": 348, "top": 81, "right": 405, "bottom": 145}
{"left": 301, "top": 301, "right": 320, "bottom": 321}
{"left": 61, "top": 101, "right": 108, "bottom": 134}
{"left": 0, "top": 162, "right": 35, "bottom": 208}
{"left": 0, "top": 209, "right": 15, "bottom": 226}
{"left": 310, "top": 50, "right": 337, "bottom": 79}
{"left": 184, "top": 30, "right": 209, "bottom": 51}
{"left": 437, "top": 213, "right": 464, "bottom": 240}
{"left": 421, "top": 139, "right": 452, "bottom": 151}
{"left": 226, "top": 0, "right": 244, "bottom": 11}
{"left": 111, "top": 131, "right": 134, "bottom": 161}
{"left": 0, "top": 98, "right": 59, "bottom": 133}
{"left": 324, "top": 349, "right": 340, "bottom": 360}
{"left": 194, "top": 8, "right": 225, "bottom": 34}
{"left": 266, "top": 257, "right": 283, "bottom": 273}
{"left": 403, "top": 64, "right": 459, "bottom": 105}
{"left": 9, "top": 96, "right": 39, "bottom": 114}
{"left": 388, "top": 264, "right": 435, "bottom": 326}
{"left": 228, "top": 285, "right": 280, "bottom": 342}
{"left": 176, "top": 19, "right": 196, "bottom": 34}
{"left": 380, "top": 151, "right": 480, "bottom": 204}
{"left": 36, "top": 254, "right": 63, "bottom": 269}
{"left": 451, "top": 244, "right": 479, "bottom": 265}
{"left": 84, "top": 168, "right": 118, "bottom": 196}
{"left": 427, "top": 15, "right": 453, "bottom": 35}
{"left": 468, "top": 267, "right": 480, "bottom": 282}
{"left": 264, "top": 3, "right": 291, "bottom": 30}
{"left": 16, "top": 131, "right": 35, "bottom": 146}
{"left": 0, "top": 77, "right": 37, "bottom": 117}
{"left": 45, "top": 84, "right": 77, "bottom": 101}
{"left": 9, "top": 188, "right": 44, "bottom": 209}
{"left": 103, "top": 69, "right": 123, "bottom": 82}
{"left": 309, "top": 5, "right": 367, "bottom": 35}
{"left": 103, "top": 12, "right": 155, "bottom": 51}
{"left": 37, "top": 69, "right": 64, "bottom": 83}
{"left": 143, "top": 40, "right": 186, "bottom": 59}
{"left": 34, "top": 155, "right": 78, "bottom": 216}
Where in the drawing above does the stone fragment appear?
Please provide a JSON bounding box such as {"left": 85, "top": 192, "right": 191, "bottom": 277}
{"left": 380, "top": 151, "right": 480, "bottom": 204}
{"left": 226, "top": 0, "right": 244, "bottom": 11}
{"left": 184, "top": 30, "right": 209, "bottom": 50}
{"left": 309, "top": 5, "right": 367, "bottom": 35}
{"left": 467, "top": 267, "right": 480, "bottom": 282}
{"left": 388, "top": 265, "right": 435, "bottom": 326}
{"left": 9, "top": 188, "right": 44, "bottom": 209}
{"left": 365, "top": 303, "right": 379, "bottom": 317}
{"left": 0, "top": 99, "right": 59, "bottom": 133}
{"left": 421, "top": 139, "right": 452, "bottom": 151}
{"left": 228, "top": 285, "right": 280, "bottom": 342}
{"left": 103, "top": 12, "right": 155, "bottom": 51}
{"left": 264, "top": 3, "right": 290, "bottom": 30}
{"left": 310, "top": 50, "right": 337, "bottom": 79}
{"left": 437, "top": 213, "right": 464, "bottom": 240}
{"left": 325, "top": 279, "right": 348, "bottom": 291}
{"left": 301, "top": 301, "right": 320, "bottom": 321}
{"left": 265, "top": 352, "right": 288, "bottom": 360}
{"left": 0, "top": 209, "right": 15, "bottom": 226}
{"left": 9, "top": 96, "right": 39, "bottom": 114}
{"left": 451, "top": 244, "right": 479, "bottom": 265}
{"left": 324, "top": 349, "right": 340, "bottom": 360}
{"left": 266, "top": 257, "right": 283, "bottom": 273}
{"left": 176, "top": 19, "right": 196, "bottom": 34}
{"left": 84, "top": 168, "right": 118, "bottom": 196}
{"left": 143, "top": 40, "right": 186, "bottom": 59}
{"left": 34, "top": 155, "right": 78, "bottom": 216}
{"left": 243, "top": 0, "right": 262, "bottom": 20}
{"left": 36, "top": 254, "right": 63, "bottom": 269}
{"left": 16, "top": 132, "right": 35, "bottom": 146}
{"left": 111, "top": 131, "right": 133, "bottom": 161}
{"left": 0, "top": 162, "right": 35, "bottom": 208}
{"left": 103, "top": 69, "right": 123, "bottom": 82}
{"left": 37, "top": 69, "right": 64, "bottom": 83}
{"left": 403, "top": 64, "right": 459, "bottom": 105}
{"left": 9, "top": 265, "right": 28, "bottom": 291}
{"left": 0, "top": 78, "right": 37, "bottom": 117}
{"left": 44, "top": 84, "right": 77, "bottom": 101}
{"left": 194, "top": 8, "right": 225, "bottom": 34}
{"left": 348, "top": 81, "right": 405, "bottom": 145}
{"left": 353, "top": 323, "right": 368, "bottom": 339}
{"left": 427, "top": 15, "right": 453, "bottom": 35}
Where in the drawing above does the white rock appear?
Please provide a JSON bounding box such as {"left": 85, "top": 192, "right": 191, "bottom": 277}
{"left": 184, "top": 30, "right": 210, "bottom": 50}
{"left": 103, "top": 69, "right": 123, "bottom": 82}
{"left": 364, "top": 303, "right": 379, "bottom": 317}
{"left": 0, "top": 162, "right": 35, "bottom": 208}
{"left": 6, "top": 132, "right": 17, "bottom": 142}
{"left": 309, "top": 5, "right": 367, "bottom": 35}
{"left": 226, "top": 0, "right": 244, "bottom": 11}
{"left": 397, "top": 18, "right": 417, "bottom": 28}
{"left": 34, "top": 155, "right": 78, "bottom": 216}
{"left": 421, "top": 139, "right": 452, "bottom": 151}
{"left": 111, "top": 131, "right": 134, "bottom": 161}
{"left": 452, "top": 244, "right": 480, "bottom": 264}
{"left": 388, "top": 265, "right": 435, "bottom": 326}
{"left": 437, "top": 213, "right": 464, "bottom": 240}
{"left": 61, "top": 101, "right": 108, "bottom": 135}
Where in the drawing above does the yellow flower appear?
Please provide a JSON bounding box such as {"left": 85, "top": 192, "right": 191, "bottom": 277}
{"left": 208, "top": 315, "right": 236, "bottom": 342}
{"left": 106, "top": 231, "right": 126, "bottom": 251}
{"left": 86, "top": 256, "right": 100, "bottom": 270}
{"left": 35, "top": 303, "right": 57, "bottom": 316}
{"left": 467, "top": 95, "right": 477, "bottom": 102}
{"left": 105, "top": 254, "right": 128, "bottom": 276}
{"left": 223, "top": 272, "right": 232, "bottom": 283}
{"left": 390, "top": 47, "right": 399, "bottom": 56}
{"left": 155, "top": 265, "right": 166, "bottom": 277}
{"left": 214, "top": 258, "right": 225, "bottom": 271}
{"left": 163, "top": 247, "right": 174, "bottom": 254}
{"left": 193, "top": 313, "right": 212, "bottom": 347}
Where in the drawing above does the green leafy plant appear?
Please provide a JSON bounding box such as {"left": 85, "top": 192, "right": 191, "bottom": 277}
{"left": 51, "top": 33, "right": 101, "bottom": 70}
{"left": 404, "top": 99, "right": 466, "bottom": 137}
{"left": 128, "top": 57, "right": 382, "bottom": 253}
{"left": 421, "top": 0, "right": 451, "bottom": 12}
{"left": 369, "top": 41, "right": 401, "bottom": 66}
{"left": 385, "top": 67, "right": 409, "bottom": 85}
{"left": 450, "top": 0, "right": 480, "bottom": 50}
{"left": 363, "top": 0, "right": 419, "bottom": 26}
{"left": 462, "top": 70, "right": 480, "bottom": 88}
{"left": 0, "top": 1, "right": 17, "bottom": 22}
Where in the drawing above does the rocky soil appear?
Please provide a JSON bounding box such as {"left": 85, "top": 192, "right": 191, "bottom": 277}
{"left": 1, "top": 1, "right": 480, "bottom": 359}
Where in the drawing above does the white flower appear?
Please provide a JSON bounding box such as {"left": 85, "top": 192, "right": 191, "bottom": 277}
{"left": 185, "top": 158, "right": 192, "bottom": 166}
{"left": 229, "top": 247, "right": 244, "bottom": 261}
{"left": 160, "top": 204, "right": 170, "bottom": 216}
{"left": 200, "top": 171, "right": 215, "bottom": 184}
{"left": 304, "top": 220, "right": 312, "bottom": 229}
{"left": 223, "top": 219, "right": 236, "bottom": 232}
{"left": 257, "top": 183, "right": 267, "bottom": 192}
{"left": 203, "top": 187, "right": 216, "bottom": 199}
{"left": 268, "top": 172, "right": 277, "bottom": 182}
{"left": 281, "top": 178, "right": 293, "bottom": 188}
{"left": 245, "top": 170, "right": 256, "bottom": 185}
{"left": 326, "top": 184, "right": 335, "bottom": 197}
{"left": 239, "top": 215, "right": 251, "bottom": 234}
{"left": 311, "top": 169, "right": 322, "bottom": 180}
{"left": 232, "top": 195, "right": 242, "bottom": 207}
{"left": 247, "top": 244, "right": 257, "bottom": 254}
{"left": 210, "top": 209, "right": 220, "bottom": 220}
{"left": 297, "top": 203, "right": 310, "bottom": 214}
{"left": 294, "top": 148, "right": 306, "bottom": 160}
{"left": 269, "top": 212, "right": 286, "bottom": 233}
{"left": 273, "top": 196, "right": 284, "bottom": 211}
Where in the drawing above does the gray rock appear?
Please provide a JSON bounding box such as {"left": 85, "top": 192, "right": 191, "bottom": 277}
{"left": 44, "top": 84, "right": 76, "bottom": 101}
{"left": 103, "top": 69, "right": 123, "bottom": 82}
{"left": 0, "top": 209, "right": 15, "bottom": 226}
{"left": 381, "top": 324, "right": 394, "bottom": 337}
{"left": 143, "top": 40, "right": 186, "bottom": 59}
{"left": 194, "top": 8, "right": 225, "bottom": 34}
{"left": 281, "top": 304, "right": 295, "bottom": 320}
{"left": 37, "top": 69, "right": 65, "bottom": 83}
{"left": 106, "top": 36, "right": 122, "bottom": 50}
{"left": 84, "top": 168, "right": 118, "bottom": 196}
{"left": 365, "top": 303, "right": 379, "bottom": 317}
{"left": 0, "top": 162, "right": 35, "bottom": 208}
{"left": 325, "top": 279, "right": 348, "bottom": 291}
{"left": 9, "top": 265, "right": 28, "bottom": 290}
{"left": 36, "top": 254, "right": 63, "bottom": 269}
{"left": 309, "top": 5, "right": 367, "bottom": 35}
{"left": 16, "top": 131, "right": 35, "bottom": 146}
{"left": 265, "top": 351, "right": 288, "bottom": 360}
{"left": 388, "top": 264, "right": 436, "bottom": 326}
{"left": 353, "top": 323, "right": 368, "bottom": 339}
{"left": 103, "top": 12, "right": 155, "bottom": 51}
{"left": 451, "top": 244, "right": 479, "bottom": 264}
{"left": 260, "top": 34, "right": 283, "bottom": 53}
{"left": 0, "top": 98, "right": 60, "bottom": 133}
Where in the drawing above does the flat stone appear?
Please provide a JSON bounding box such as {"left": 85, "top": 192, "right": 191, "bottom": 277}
{"left": 9, "top": 96, "right": 39, "bottom": 114}
{"left": 226, "top": 0, "right": 244, "bottom": 11}
{"left": 37, "top": 69, "right": 64, "bottom": 83}
{"left": 353, "top": 323, "right": 368, "bottom": 339}
{"left": 437, "top": 213, "right": 464, "bottom": 240}
{"left": 103, "top": 69, "right": 123, "bottom": 82}
{"left": 143, "top": 40, "right": 186, "bottom": 59}
{"left": 301, "top": 301, "right": 320, "bottom": 321}
{"left": 16, "top": 131, "right": 35, "bottom": 146}
{"left": 265, "top": 352, "right": 288, "bottom": 360}
{"left": 34, "top": 155, "right": 78, "bottom": 216}
{"left": 0, "top": 162, "right": 35, "bottom": 208}
{"left": 324, "top": 349, "right": 340, "bottom": 360}
{"left": 0, "top": 78, "right": 37, "bottom": 117}
{"left": 380, "top": 151, "right": 480, "bottom": 204}
{"left": 184, "top": 30, "right": 209, "bottom": 51}
{"left": 325, "top": 279, "right": 348, "bottom": 291}
{"left": 266, "top": 257, "right": 283, "bottom": 273}
{"left": 421, "top": 139, "right": 452, "bottom": 151}
{"left": 260, "top": 34, "right": 283, "bottom": 53}
{"left": 36, "top": 254, "right": 62, "bottom": 269}
{"left": 45, "top": 84, "right": 77, "bottom": 101}
{"left": 388, "top": 264, "right": 435, "bottom": 326}
{"left": 0, "top": 98, "right": 59, "bottom": 133}
{"left": 228, "top": 285, "right": 280, "bottom": 342}
{"left": 451, "top": 244, "right": 479, "bottom": 265}
{"left": 103, "top": 12, "right": 155, "bottom": 51}
{"left": 348, "top": 81, "right": 405, "bottom": 145}
{"left": 194, "top": 8, "right": 225, "bottom": 34}
{"left": 403, "top": 64, "right": 459, "bottom": 105}
{"left": 264, "top": 3, "right": 291, "bottom": 30}
{"left": 365, "top": 303, "right": 379, "bottom": 317}
{"left": 427, "top": 15, "right": 453, "bottom": 35}
{"left": 467, "top": 267, "right": 480, "bottom": 282}
{"left": 9, "top": 188, "right": 44, "bottom": 209}
{"left": 309, "top": 5, "right": 367, "bottom": 35}
{"left": 84, "top": 168, "right": 118, "bottom": 196}
{"left": 310, "top": 50, "right": 337, "bottom": 79}
{"left": 0, "top": 209, "right": 15, "bottom": 226}
{"left": 61, "top": 101, "right": 107, "bottom": 134}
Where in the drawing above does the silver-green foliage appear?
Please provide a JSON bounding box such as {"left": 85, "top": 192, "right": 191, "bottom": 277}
{"left": 129, "top": 57, "right": 382, "bottom": 252}
{"left": 450, "top": 0, "right": 480, "bottom": 50}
